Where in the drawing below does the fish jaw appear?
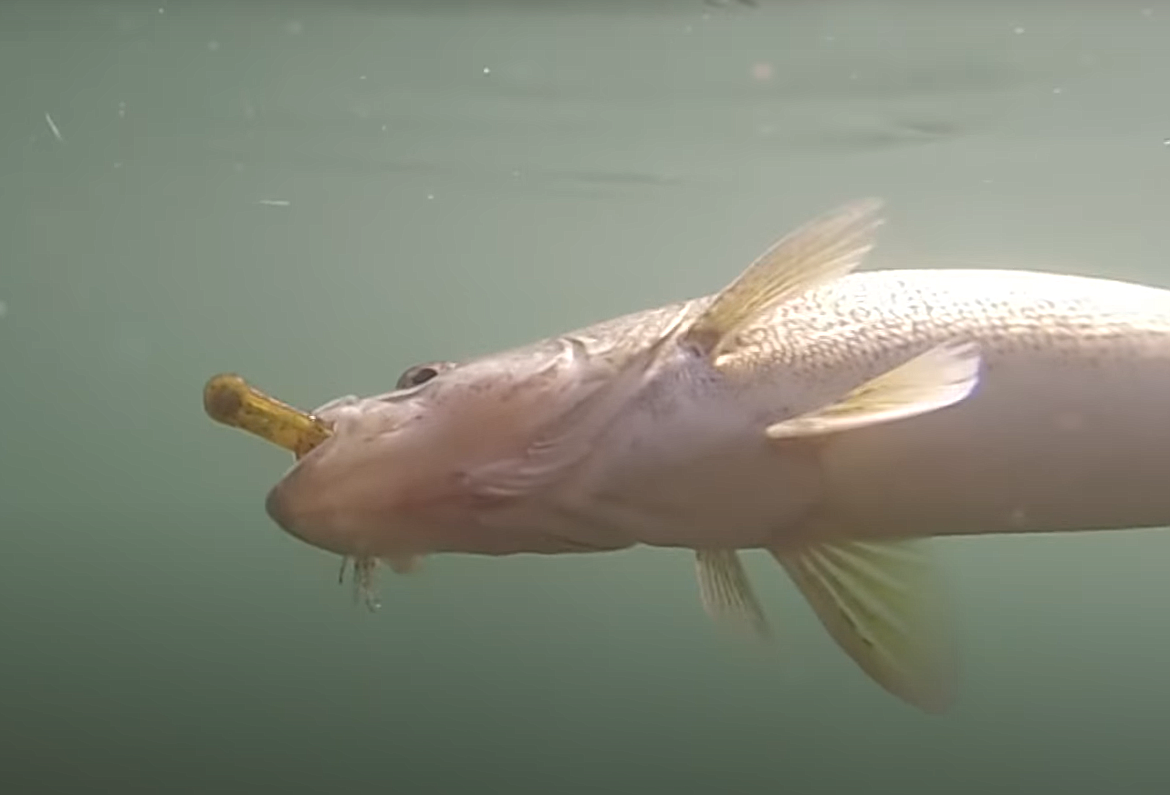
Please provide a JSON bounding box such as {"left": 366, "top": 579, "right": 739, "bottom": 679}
{"left": 262, "top": 398, "right": 455, "bottom": 559}
{"left": 261, "top": 339, "right": 642, "bottom": 559}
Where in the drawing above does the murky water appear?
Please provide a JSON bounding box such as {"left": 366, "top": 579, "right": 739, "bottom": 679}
{"left": 5, "top": 1, "right": 1170, "bottom": 792}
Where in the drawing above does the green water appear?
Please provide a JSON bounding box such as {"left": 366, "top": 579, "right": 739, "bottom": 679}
{"left": 5, "top": 1, "right": 1170, "bottom": 792}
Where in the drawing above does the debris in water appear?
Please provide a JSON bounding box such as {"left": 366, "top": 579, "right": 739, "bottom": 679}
{"left": 44, "top": 113, "right": 63, "bottom": 142}
{"left": 257, "top": 199, "right": 291, "bottom": 207}
{"left": 338, "top": 556, "right": 381, "bottom": 611}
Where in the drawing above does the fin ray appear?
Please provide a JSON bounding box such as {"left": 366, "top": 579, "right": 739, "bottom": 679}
{"left": 771, "top": 538, "right": 956, "bottom": 713}
{"left": 681, "top": 199, "right": 885, "bottom": 360}
{"left": 766, "top": 341, "right": 981, "bottom": 440}
{"left": 695, "top": 549, "right": 771, "bottom": 640}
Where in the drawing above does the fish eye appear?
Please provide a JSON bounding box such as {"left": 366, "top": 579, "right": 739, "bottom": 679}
{"left": 396, "top": 362, "right": 451, "bottom": 390}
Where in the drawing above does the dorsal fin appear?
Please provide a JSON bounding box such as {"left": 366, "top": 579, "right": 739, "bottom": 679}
{"left": 679, "top": 199, "right": 884, "bottom": 362}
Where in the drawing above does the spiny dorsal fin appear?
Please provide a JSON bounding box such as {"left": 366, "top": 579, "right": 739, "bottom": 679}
{"left": 771, "top": 538, "right": 956, "bottom": 714}
{"left": 694, "top": 549, "right": 771, "bottom": 640}
{"left": 765, "top": 341, "right": 981, "bottom": 440}
{"left": 680, "top": 199, "right": 885, "bottom": 362}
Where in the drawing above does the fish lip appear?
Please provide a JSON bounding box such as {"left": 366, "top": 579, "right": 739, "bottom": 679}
{"left": 264, "top": 477, "right": 299, "bottom": 538}
{"left": 263, "top": 442, "right": 365, "bottom": 557}
{"left": 264, "top": 479, "right": 343, "bottom": 556}
{"left": 263, "top": 458, "right": 323, "bottom": 547}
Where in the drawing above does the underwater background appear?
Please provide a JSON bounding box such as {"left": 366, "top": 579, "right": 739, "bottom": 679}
{"left": 5, "top": 1, "right": 1170, "bottom": 792}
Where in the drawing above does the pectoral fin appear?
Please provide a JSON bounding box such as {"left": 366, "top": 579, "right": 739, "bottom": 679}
{"left": 680, "top": 199, "right": 884, "bottom": 362}
{"left": 770, "top": 539, "right": 956, "bottom": 714}
{"left": 765, "top": 341, "right": 981, "bottom": 440}
{"left": 694, "top": 549, "right": 770, "bottom": 640}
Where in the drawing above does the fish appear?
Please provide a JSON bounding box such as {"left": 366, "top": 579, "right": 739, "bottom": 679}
{"left": 229, "top": 199, "right": 1170, "bottom": 714}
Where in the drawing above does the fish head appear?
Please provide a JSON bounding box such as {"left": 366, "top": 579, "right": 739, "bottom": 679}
{"left": 263, "top": 338, "right": 611, "bottom": 557}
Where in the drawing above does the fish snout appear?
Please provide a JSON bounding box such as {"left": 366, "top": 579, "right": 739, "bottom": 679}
{"left": 264, "top": 477, "right": 298, "bottom": 537}
{"left": 264, "top": 470, "right": 349, "bottom": 556}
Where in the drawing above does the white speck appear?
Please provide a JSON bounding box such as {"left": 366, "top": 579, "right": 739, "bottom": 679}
{"left": 380, "top": 124, "right": 387, "bottom": 132}
{"left": 285, "top": 19, "right": 304, "bottom": 35}
{"left": 848, "top": 71, "right": 859, "bottom": 81}
{"left": 1163, "top": 138, "right": 1170, "bottom": 147}
{"left": 982, "top": 178, "right": 994, "bottom": 184}
{"left": 1141, "top": 8, "right": 1154, "bottom": 17}
{"left": 257, "top": 198, "right": 291, "bottom": 207}
{"left": 426, "top": 193, "right": 435, "bottom": 200}
{"left": 117, "top": 101, "right": 126, "bottom": 118}
{"left": 233, "top": 162, "right": 245, "bottom": 172}
{"left": 824, "top": 34, "right": 836, "bottom": 43}
{"left": 1013, "top": 26, "right": 1025, "bottom": 34}
{"left": 1052, "top": 87, "right": 1063, "bottom": 94}
{"left": 44, "top": 112, "right": 64, "bottom": 142}
{"left": 113, "top": 161, "right": 123, "bottom": 169}
{"left": 359, "top": 74, "right": 367, "bottom": 81}
{"left": 0, "top": 300, "right": 8, "bottom": 318}
{"left": 158, "top": 7, "right": 165, "bottom": 13}
{"left": 684, "top": 24, "right": 693, "bottom": 33}
{"left": 207, "top": 40, "right": 220, "bottom": 51}
{"left": 511, "top": 169, "right": 520, "bottom": 178}
{"left": 482, "top": 67, "right": 491, "bottom": 75}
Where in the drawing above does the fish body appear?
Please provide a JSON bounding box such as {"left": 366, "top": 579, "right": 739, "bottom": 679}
{"left": 556, "top": 268, "right": 1170, "bottom": 552}
{"left": 262, "top": 201, "right": 1170, "bottom": 713}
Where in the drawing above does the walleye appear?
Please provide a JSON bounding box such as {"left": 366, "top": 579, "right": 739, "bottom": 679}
{"left": 207, "top": 199, "right": 1170, "bottom": 714}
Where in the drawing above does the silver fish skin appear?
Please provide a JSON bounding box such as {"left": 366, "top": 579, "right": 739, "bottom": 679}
{"left": 264, "top": 200, "right": 1170, "bottom": 714}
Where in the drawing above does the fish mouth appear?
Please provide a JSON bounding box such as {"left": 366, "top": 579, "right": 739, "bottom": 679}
{"left": 203, "top": 371, "right": 349, "bottom": 550}
{"left": 263, "top": 478, "right": 324, "bottom": 553}
{"left": 261, "top": 450, "right": 357, "bottom": 557}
